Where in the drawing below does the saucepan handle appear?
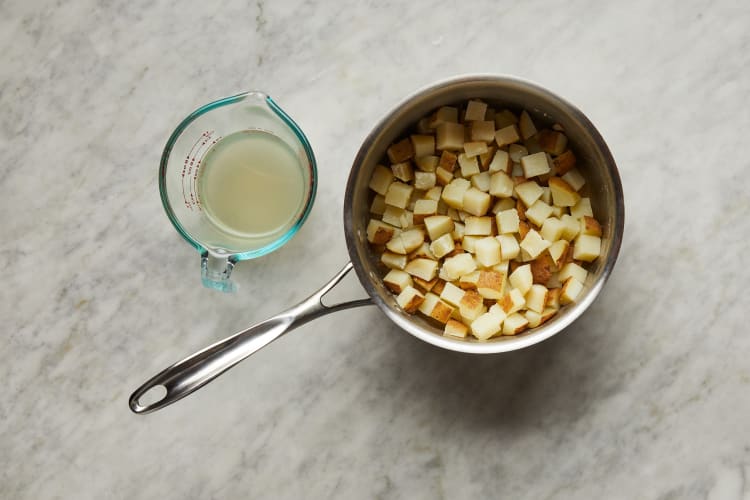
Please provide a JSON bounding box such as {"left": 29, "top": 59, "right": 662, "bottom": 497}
{"left": 129, "top": 262, "right": 372, "bottom": 414}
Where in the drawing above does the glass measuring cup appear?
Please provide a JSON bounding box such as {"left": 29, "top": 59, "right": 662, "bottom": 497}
{"left": 159, "top": 91, "right": 317, "bottom": 292}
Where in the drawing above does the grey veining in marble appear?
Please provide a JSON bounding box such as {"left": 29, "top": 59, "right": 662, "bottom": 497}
{"left": 2, "top": 0, "right": 750, "bottom": 498}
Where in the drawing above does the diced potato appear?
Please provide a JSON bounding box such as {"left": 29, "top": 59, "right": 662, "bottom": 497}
{"left": 424, "top": 215, "right": 454, "bottom": 241}
{"left": 435, "top": 167, "right": 453, "bottom": 186}
{"left": 537, "top": 130, "right": 568, "bottom": 155}
{"left": 442, "top": 253, "right": 477, "bottom": 281}
{"left": 459, "top": 290, "right": 485, "bottom": 322}
{"left": 405, "top": 258, "right": 438, "bottom": 282}
{"left": 386, "top": 228, "right": 424, "bottom": 254}
{"left": 573, "top": 234, "right": 601, "bottom": 262}
{"left": 383, "top": 269, "right": 413, "bottom": 294}
{"left": 580, "top": 216, "right": 602, "bottom": 237}
{"left": 560, "top": 277, "right": 584, "bottom": 305}
{"left": 471, "top": 312, "right": 502, "bottom": 340}
{"left": 518, "top": 110, "right": 537, "bottom": 140}
{"left": 432, "top": 279, "right": 447, "bottom": 295}
{"left": 451, "top": 221, "right": 465, "bottom": 241}
{"left": 429, "top": 233, "right": 455, "bottom": 259}
{"left": 381, "top": 251, "right": 407, "bottom": 270}
{"left": 488, "top": 303, "right": 508, "bottom": 322}
{"left": 369, "top": 165, "right": 394, "bottom": 195}
{"left": 415, "top": 155, "right": 439, "bottom": 172}
{"left": 384, "top": 182, "right": 414, "bottom": 209}
{"left": 463, "top": 188, "right": 491, "bottom": 216}
{"left": 464, "top": 216, "right": 493, "bottom": 236}
{"left": 514, "top": 181, "right": 543, "bottom": 207}
{"left": 370, "top": 194, "right": 386, "bottom": 215}
{"left": 503, "top": 313, "right": 529, "bottom": 335}
{"left": 525, "top": 309, "right": 542, "bottom": 328}
{"left": 418, "top": 293, "right": 454, "bottom": 324}
{"left": 425, "top": 186, "right": 443, "bottom": 201}
{"left": 525, "top": 134, "right": 542, "bottom": 154}
{"left": 509, "top": 144, "right": 528, "bottom": 163}
{"left": 493, "top": 197, "right": 516, "bottom": 214}
{"left": 519, "top": 229, "right": 551, "bottom": 259}
{"left": 548, "top": 240, "right": 570, "bottom": 267}
{"left": 409, "top": 242, "right": 435, "bottom": 260}
{"left": 458, "top": 153, "right": 480, "bottom": 177}
{"left": 495, "top": 125, "right": 521, "bottom": 147}
{"left": 444, "top": 319, "right": 468, "bottom": 338}
{"left": 461, "top": 235, "right": 480, "bottom": 253}
{"left": 476, "top": 270, "right": 505, "bottom": 299}
{"left": 496, "top": 209, "right": 520, "bottom": 234}
{"left": 438, "top": 150, "right": 458, "bottom": 172}
{"left": 496, "top": 233, "right": 520, "bottom": 260}
{"left": 525, "top": 199, "right": 554, "bottom": 227}
{"left": 540, "top": 217, "right": 564, "bottom": 242}
{"left": 540, "top": 186, "right": 552, "bottom": 205}
{"left": 447, "top": 208, "right": 461, "bottom": 222}
{"left": 558, "top": 262, "right": 588, "bottom": 284}
{"left": 413, "top": 199, "right": 438, "bottom": 224}
{"left": 553, "top": 150, "right": 576, "bottom": 175}
{"left": 471, "top": 120, "right": 496, "bottom": 142}
{"left": 396, "top": 285, "right": 424, "bottom": 313}
{"left": 562, "top": 168, "right": 585, "bottom": 191}
{"left": 488, "top": 149, "right": 511, "bottom": 173}
{"left": 367, "top": 219, "right": 396, "bottom": 244}
{"left": 391, "top": 162, "right": 413, "bottom": 182}
{"left": 490, "top": 171, "right": 514, "bottom": 198}
{"left": 546, "top": 273, "right": 562, "bottom": 289}
{"left": 525, "top": 284, "right": 548, "bottom": 313}
{"left": 411, "top": 135, "right": 436, "bottom": 158}
{"left": 441, "top": 178, "right": 471, "bottom": 209}
{"left": 474, "top": 237, "right": 502, "bottom": 267}
{"left": 387, "top": 138, "right": 414, "bottom": 163}
{"left": 509, "top": 263, "right": 533, "bottom": 294}
{"left": 570, "top": 197, "right": 594, "bottom": 219}
{"left": 546, "top": 288, "right": 561, "bottom": 309}
{"left": 429, "top": 106, "right": 459, "bottom": 128}
{"left": 540, "top": 307, "right": 557, "bottom": 324}
{"left": 440, "top": 281, "right": 466, "bottom": 307}
{"left": 465, "top": 100, "right": 488, "bottom": 121}
{"left": 413, "top": 277, "right": 438, "bottom": 293}
{"left": 520, "top": 151, "right": 552, "bottom": 178}
{"left": 478, "top": 146, "right": 497, "bottom": 170}
{"left": 499, "top": 288, "right": 525, "bottom": 314}
{"left": 511, "top": 162, "right": 523, "bottom": 177}
{"left": 410, "top": 172, "right": 435, "bottom": 192}
{"left": 462, "top": 143, "right": 486, "bottom": 160}
{"left": 560, "top": 214, "right": 581, "bottom": 241}
{"left": 494, "top": 109, "right": 518, "bottom": 129}
{"left": 458, "top": 271, "right": 480, "bottom": 290}
{"left": 381, "top": 206, "right": 408, "bottom": 229}
{"left": 436, "top": 122, "right": 465, "bottom": 151}
{"left": 530, "top": 252, "right": 555, "bottom": 284}
{"left": 549, "top": 177, "right": 581, "bottom": 207}
{"left": 471, "top": 171, "right": 491, "bottom": 192}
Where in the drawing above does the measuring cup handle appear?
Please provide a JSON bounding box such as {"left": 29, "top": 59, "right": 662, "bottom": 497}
{"left": 201, "top": 252, "right": 237, "bottom": 292}
{"left": 129, "top": 262, "right": 372, "bottom": 414}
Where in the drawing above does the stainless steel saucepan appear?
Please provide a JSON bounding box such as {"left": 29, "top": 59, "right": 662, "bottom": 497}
{"left": 129, "top": 75, "right": 624, "bottom": 414}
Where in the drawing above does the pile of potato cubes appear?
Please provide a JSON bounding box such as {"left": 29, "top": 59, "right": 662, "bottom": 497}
{"left": 366, "top": 100, "right": 602, "bottom": 340}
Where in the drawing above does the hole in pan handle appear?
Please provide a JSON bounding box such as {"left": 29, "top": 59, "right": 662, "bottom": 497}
{"left": 128, "top": 262, "right": 372, "bottom": 414}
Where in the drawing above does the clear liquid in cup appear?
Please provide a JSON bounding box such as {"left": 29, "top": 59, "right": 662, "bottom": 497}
{"left": 197, "top": 130, "right": 305, "bottom": 239}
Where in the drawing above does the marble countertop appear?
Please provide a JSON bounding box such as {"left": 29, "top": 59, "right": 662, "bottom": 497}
{"left": 3, "top": 0, "right": 749, "bottom": 498}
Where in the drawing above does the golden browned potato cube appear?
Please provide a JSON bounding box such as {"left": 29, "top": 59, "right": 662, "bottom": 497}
{"left": 369, "top": 165, "right": 394, "bottom": 195}
{"left": 436, "top": 122, "right": 465, "bottom": 151}
{"left": 383, "top": 269, "right": 413, "bottom": 294}
{"left": 537, "top": 130, "right": 568, "bottom": 155}
{"left": 391, "top": 162, "right": 413, "bottom": 182}
{"left": 499, "top": 288, "right": 525, "bottom": 314}
{"left": 444, "top": 319, "right": 469, "bottom": 338}
{"left": 387, "top": 138, "right": 414, "bottom": 163}
{"left": 552, "top": 150, "right": 576, "bottom": 175}
{"left": 370, "top": 194, "right": 386, "bottom": 215}
{"left": 502, "top": 313, "right": 529, "bottom": 335}
{"left": 367, "top": 219, "right": 396, "bottom": 244}
{"left": 495, "top": 125, "right": 521, "bottom": 147}
{"left": 519, "top": 110, "right": 537, "bottom": 140}
{"left": 396, "top": 285, "right": 424, "bottom": 313}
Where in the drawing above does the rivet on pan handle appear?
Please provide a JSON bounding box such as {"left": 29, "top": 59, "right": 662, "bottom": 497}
{"left": 129, "top": 262, "right": 372, "bottom": 414}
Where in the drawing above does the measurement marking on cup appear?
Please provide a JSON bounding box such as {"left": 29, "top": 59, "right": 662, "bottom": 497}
{"left": 181, "top": 131, "right": 220, "bottom": 211}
